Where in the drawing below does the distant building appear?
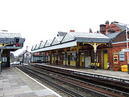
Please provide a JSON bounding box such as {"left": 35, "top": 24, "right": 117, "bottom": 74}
{"left": 18, "top": 50, "right": 31, "bottom": 64}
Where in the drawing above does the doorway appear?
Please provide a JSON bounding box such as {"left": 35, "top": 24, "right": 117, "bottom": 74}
{"left": 103, "top": 50, "right": 108, "bottom": 69}
{"left": 85, "top": 56, "right": 91, "bottom": 68}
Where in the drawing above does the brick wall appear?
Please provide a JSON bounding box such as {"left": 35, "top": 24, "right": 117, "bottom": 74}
{"left": 100, "top": 22, "right": 121, "bottom": 34}
{"left": 108, "top": 42, "right": 128, "bottom": 70}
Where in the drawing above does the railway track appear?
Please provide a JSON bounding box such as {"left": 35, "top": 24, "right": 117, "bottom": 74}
{"left": 18, "top": 65, "right": 129, "bottom": 97}
{"left": 33, "top": 64, "right": 129, "bottom": 94}
{"left": 18, "top": 66, "right": 87, "bottom": 97}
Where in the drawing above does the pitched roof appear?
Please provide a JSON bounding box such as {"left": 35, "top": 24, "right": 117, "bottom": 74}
{"left": 75, "top": 37, "right": 110, "bottom": 43}
{"left": 72, "top": 32, "right": 109, "bottom": 39}
{"left": 32, "top": 41, "right": 77, "bottom": 53}
{"left": 52, "top": 37, "right": 62, "bottom": 45}
{"left": 0, "top": 32, "right": 22, "bottom": 38}
{"left": 61, "top": 32, "right": 75, "bottom": 43}
{"left": 67, "top": 32, "right": 110, "bottom": 43}
{"left": 106, "top": 32, "right": 121, "bottom": 39}
{"left": 40, "top": 41, "right": 45, "bottom": 48}
{"left": 44, "top": 39, "right": 53, "bottom": 47}
{"left": 32, "top": 32, "right": 111, "bottom": 53}
{"left": 0, "top": 32, "right": 25, "bottom": 44}
{"left": 34, "top": 44, "right": 39, "bottom": 50}
{"left": 114, "top": 22, "right": 129, "bottom": 31}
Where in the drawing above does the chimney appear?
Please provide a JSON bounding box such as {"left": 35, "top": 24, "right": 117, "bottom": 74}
{"left": 100, "top": 24, "right": 106, "bottom": 34}
{"left": 105, "top": 20, "right": 109, "bottom": 24}
{"left": 96, "top": 30, "right": 99, "bottom": 33}
{"left": 70, "top": 30, "right": 75, "bottom": 32}
{"left": 89, "top": 28, "right": 93, "bottom": 33}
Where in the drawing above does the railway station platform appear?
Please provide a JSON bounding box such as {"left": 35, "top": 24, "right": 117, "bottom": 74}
{"left": 38, "top": 63, "right": 129, "bottom": 81}
{"left": 0, "top": 67, "right": 61, "bottom": 97}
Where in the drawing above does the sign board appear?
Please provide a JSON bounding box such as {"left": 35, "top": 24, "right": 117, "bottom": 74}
{"left": 121, "top": 49, "right": 129, "bottom": 52}
{"left": 113, "top": 53, "right": 118, "bottom": 64}
{"left": 119, "top": 52, "right": 125, "bottom": 61}
{"left": 0, "top": 44, "right": 7, "bottom": 47}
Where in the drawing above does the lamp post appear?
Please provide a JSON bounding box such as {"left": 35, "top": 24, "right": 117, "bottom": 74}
{"left": 125, "top": 25, "right": 129, "bottom": 74}
{"left": 0, "top": 49, "right": 3, "bottom": 74}
{"left": 0, "top": 51, "right": 1, "bottom": 74}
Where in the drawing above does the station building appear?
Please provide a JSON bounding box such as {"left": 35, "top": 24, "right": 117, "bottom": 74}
{"left": 31, "top": 21, "right": 129, "bottom": 71}
{"left": 0, "top": 31, "right": 25, "bottom": 68}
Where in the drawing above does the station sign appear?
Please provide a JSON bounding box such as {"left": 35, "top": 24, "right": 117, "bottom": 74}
{"left": 121, "top": 49, "right": 129, "bottom": 52}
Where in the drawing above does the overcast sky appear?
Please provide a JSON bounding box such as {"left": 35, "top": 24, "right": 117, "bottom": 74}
{"left": 0, "top": 0, "right": 129, "bottom": 55}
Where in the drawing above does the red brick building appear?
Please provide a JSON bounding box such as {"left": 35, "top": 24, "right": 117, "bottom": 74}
{"left": 100, "top": 21, "right": 129, "bottom": 70}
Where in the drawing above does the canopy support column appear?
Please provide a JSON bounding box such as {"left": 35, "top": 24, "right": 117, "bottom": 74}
{"left": 88, "top": 43, "right": 103, "bottom": 69}
{"left": 0, "top": 49, "right": 3, "bottom": 73}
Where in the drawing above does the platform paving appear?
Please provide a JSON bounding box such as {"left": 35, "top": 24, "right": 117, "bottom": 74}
{"left": 0, "top": 67, "right": 61, "bottom": 97}
{"left": 40, "top": 63, "right": 129, "bottom": 80}
{"left": 75, "top": 68, "right": 129, "bottom": 80}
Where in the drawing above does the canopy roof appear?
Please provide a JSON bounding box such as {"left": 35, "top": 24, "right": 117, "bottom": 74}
{"left": 0, "top": 32, "right": 24, "bottom": 44}
{"left": 32, "top": 32, "right": 110, "bottom": 53}
{"left": 0, "top": 32, "right": 25, "bottom": 50}
{"left": 0, "top": 32, "right": 21, "bottom": 38}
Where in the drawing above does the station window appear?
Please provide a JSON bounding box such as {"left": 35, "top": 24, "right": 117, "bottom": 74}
{"left": 70, "top": 53, "right": 76, "bottom": 61}
{"left": 119, "top": 52, "right": 125, "bottom": 61}
{"left": 64, "top": 54, "right": 67, "bottom": 60}
{"left": 2, "top": 57, "right": 7, "bottom": 62}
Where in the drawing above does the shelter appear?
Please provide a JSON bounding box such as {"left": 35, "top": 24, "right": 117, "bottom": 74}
{"left": 0, "top": 31, "right": 25, "bottom": 69}
{"left": 31, "top": 31, "right": 110, "bottom": 69}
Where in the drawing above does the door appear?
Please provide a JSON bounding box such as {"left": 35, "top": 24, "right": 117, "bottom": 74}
{"left": 104, "top": 53, "right": 108, "bottom": 69}
{"left": 68, "top": 55, "right": 70, "bottom": 66}
{"left": 80, "top": 55, "right": 84, "bottom": 67}
{"left": 85, "top": 56, "right": 91, "bottom": 68}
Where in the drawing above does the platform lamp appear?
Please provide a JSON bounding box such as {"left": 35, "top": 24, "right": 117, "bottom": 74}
{"left": 0, "top": 49, "right": 3, "bottom": 74}
{"left": 125, "top": 25, "right": 129, "bottom": 74}
{"left": 0, "top": 50, "right": 2, "bottom": 74}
